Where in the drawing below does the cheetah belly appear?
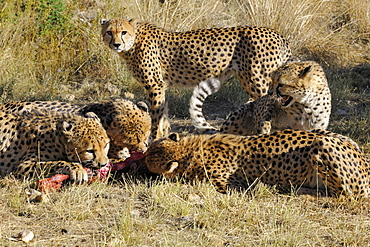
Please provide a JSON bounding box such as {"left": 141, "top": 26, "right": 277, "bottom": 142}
{"left": 305, "top": 172, "right": 326, "bottom": 190}
{"left": 161, "top": 56, "right": 237, "bottom": 87}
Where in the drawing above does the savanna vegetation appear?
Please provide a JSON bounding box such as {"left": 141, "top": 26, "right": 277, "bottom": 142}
{"left": 0, "top": 0, "right": 369, "bottom": 245}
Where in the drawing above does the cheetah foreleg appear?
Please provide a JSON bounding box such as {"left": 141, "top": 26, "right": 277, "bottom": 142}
{"left": 148, "top": 84, "right": 171, "bottom": 139}
{"left": 13, "top": 160, "right": 88, "bottom": 183}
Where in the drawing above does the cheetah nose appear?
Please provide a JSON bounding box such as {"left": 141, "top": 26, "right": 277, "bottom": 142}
{"left": 113, "top": 43, "right": 121, "bottom": 48}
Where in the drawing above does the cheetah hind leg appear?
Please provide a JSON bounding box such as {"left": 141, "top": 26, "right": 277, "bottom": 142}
{"left": 189, "top": 78, "right": 221, "bottom": 134}
{"left": 157, "top": 100, "right": 171, "bottom": 138}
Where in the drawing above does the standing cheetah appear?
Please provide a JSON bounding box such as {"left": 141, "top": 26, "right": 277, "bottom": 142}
{"left": 101, "top": 18, "right": 292, "bottom": 139}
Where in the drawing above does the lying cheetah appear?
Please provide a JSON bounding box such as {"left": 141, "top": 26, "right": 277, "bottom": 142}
{"left": 0, "top": 111, "right": 110, "bottom": 182}
{"left": 145, "top": 130, "right": 369, "bottom": 198}
{"left": 101, "top": 17, "right": 292, "bottom": 139}
{"left": 190, "top": 61, "right": 332, "bottom": 135}
{"left": 0, "top": 99, "right": 151, "bottom": 159}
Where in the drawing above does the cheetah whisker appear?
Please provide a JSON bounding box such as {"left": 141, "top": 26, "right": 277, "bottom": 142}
{"left": 74, "top": 147, "right": 83, "bottom": 165}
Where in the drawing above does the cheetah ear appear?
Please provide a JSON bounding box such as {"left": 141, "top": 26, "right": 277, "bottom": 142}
{"left": 62, "top": 121, "right": 74, "bottom": 132}
{"left": 101, "top": 19, "right": 109, "bottom": 25}
{"left": 163, "top": 161, "right": 179, "bottom": 173}
{"left": 136, "top": 101, "right": 149, "bottom": 113}
{"left": 168, "top": 132, "right": 180, "bottom": 142}
{"left": 298, "top": 66, "right": 312, "bottom": 77}
{"left": 128, "top": 19, "right": 136, "bottom": 26}
{"left": 84, "top": 112, "right": 101, "bottom": 122}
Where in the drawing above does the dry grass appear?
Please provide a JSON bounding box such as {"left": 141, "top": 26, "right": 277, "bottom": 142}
{"left": 0, "top": 0, "right": 369, "bottom": 103}
{"left": 1, "top": 176, "right": 370, "bottom": 246}
{"left": 0, "top": 0, "right": 370, "bottom": 246}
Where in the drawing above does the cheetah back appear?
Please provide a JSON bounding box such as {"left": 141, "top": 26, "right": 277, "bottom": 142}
{"left": 145, "top": 130, "right": 369, "bottom": 198}
{"left": 101, "top": 18, "right": 292, "bottom": 138}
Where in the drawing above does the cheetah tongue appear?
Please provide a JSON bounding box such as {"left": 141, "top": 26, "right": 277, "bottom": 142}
{"left": 281, "top": 95, "right": 293, "bottom": 107}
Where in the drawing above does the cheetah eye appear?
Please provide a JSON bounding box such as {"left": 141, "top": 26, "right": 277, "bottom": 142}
{"left": 86, "top": 149, "right": 95, "bottom": 154}
{"left": 277, "top": 83, "right": 284, "bottom": 89}
{"left": 121, "top": 31, "right": 127, "bottom": 36}
{"left": 107, "top": 31, "right": 112, "bottom": 36}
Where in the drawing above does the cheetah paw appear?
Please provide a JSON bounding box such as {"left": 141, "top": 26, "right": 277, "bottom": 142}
{"left": 68, "top": 166, "right": 88, "bottom": 183}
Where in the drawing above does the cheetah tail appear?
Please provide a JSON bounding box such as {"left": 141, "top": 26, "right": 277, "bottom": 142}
{"left": 189, "top": 78, "right": 221, "bottom": 134}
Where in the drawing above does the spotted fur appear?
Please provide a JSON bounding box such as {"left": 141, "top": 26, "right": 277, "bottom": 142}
{"left": 0, "top": 99, "right": 151, "bottom": 160}
{"left": 145, "top": 130, "right": 369, "bottom": 198}
{"left": 0, "top": 111, "right": 110, "bottom": 182}
{"left": 190, "top": 61, "right": 331, "bottom": 135}
{"left": 101, "top": 17, "right": 292, "bottom": 139}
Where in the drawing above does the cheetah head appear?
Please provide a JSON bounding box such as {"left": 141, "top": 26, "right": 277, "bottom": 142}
{"left": 62, "top": 112, "right": 110, "bottom": 168}
{"left": 269, "top": 61, "right": 326, "bottom": 107}
{"left": 101, "top": 17, "right": 136, "bottom": 53}
{"left": 145, "top": 133, "right": 184, "bottom": 178}
{"left": 105, "top": 100, "right": 152, "bottom": 153}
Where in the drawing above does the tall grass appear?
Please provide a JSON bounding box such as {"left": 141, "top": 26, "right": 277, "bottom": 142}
{"left": 0, "top": 0, "right": 369, "bottom": 103}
